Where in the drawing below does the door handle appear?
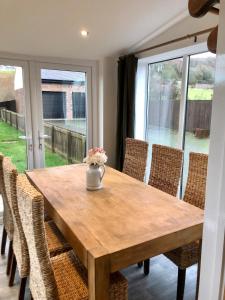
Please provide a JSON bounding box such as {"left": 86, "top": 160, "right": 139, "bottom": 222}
{"left": 19, "top": 136, "right": 33, "bottom": 151}
{"left": 38, "top": 133, "right": 50, "bottom": 149}
{"left": 19, "top": 135, "right": 31, "bottom": 140}
{"left": 39, "top": 134, "right": 50, "bottom": 139}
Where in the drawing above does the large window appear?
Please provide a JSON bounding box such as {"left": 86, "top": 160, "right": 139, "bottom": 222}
{"left": 137, "top": 51, "right": 216, "bottom": 194}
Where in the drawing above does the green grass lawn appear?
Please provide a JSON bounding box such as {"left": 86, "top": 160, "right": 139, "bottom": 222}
{"left": 188, "top": 88, "right": 213, "bottom": 100}
{"left": 0, "top": 121, "right": 68, "bottom": 173}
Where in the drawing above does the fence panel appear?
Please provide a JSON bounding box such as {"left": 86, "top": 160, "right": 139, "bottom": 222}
{"left": 0, "top": 108, "right": 6, "bottom": 121}
{"left": 17, "top": 114, "right": 25, "bottom": 132}
{"left": 44, "top": 123, "right": 53, "bottom": 150}
{"left": 11, "top": 111, "right": 18, "bottom": 129}
{"left": 147, "top": 100, "right": 212, "bottom": 131}
{"left": 186, "top": 100, "right": 212, "bottom": 131}
{"left": 6, "top": 110, "right": 11, "bottom": 125}
{"left": 53, "top": 126, "right": 69, "bottom": 159}
{"left": 70, "top": 132, "right": 86, "bottom": 163}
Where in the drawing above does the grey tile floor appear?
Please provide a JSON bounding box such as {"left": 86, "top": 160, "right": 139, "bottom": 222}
{"left": 0, "top": 226, "right": 197, "bottom": 300}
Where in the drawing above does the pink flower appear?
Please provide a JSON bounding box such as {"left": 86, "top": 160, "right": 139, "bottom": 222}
{"left": 84, "top": 147, "right": 107, "bottom": 166}
{"left": 88, "top": 147, "right": 105, "bottom": 156}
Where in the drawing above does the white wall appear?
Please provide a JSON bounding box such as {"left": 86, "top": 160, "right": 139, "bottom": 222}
{"left": 101, "top": 57, "right": 118, "bottom": 167}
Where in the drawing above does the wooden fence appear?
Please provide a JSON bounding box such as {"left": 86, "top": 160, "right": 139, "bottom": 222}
{"left": 0, "top": 108, "right": 86, "bottom": 163}
{"left": 44, "top": 122, "right": 86, "bottom": 163}
{"left": 148, "top": 100, "right": 212, "bottom": 131}
{"left": 1, "top": 108, "right": 25, "bottom": 132}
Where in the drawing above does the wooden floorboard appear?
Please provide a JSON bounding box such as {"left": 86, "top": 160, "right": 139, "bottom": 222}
{"left": 0, "top": 225, "right": 197, "bottom": 300}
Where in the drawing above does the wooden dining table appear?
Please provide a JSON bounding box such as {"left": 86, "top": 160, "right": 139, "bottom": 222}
{"left": 26, "top": 164, "right": 204, "bottom": 300}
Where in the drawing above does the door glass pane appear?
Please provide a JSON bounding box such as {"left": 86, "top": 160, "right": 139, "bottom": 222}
{"left": 41, "top": 69, "right": 87, "bottom": 167}
{"left": 146, "top": 58, "right": 183, "bottom": 176}
{"left": 182, "top": 52, "right": 216, "bottom": 191}
{"left": 0, "top": 65, "right": 28, "bottom": 173}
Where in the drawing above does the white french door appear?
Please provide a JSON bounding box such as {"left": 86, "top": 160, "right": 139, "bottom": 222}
{"left": 30, "top": 62, "right": 92, "bottom": 169}
{"left": 0, "top": 59, "right": 93, "bottom": 172}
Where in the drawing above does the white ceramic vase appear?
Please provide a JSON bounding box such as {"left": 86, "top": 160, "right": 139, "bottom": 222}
{"left": 86, "top": 164, "right": 105, "bottom": 191}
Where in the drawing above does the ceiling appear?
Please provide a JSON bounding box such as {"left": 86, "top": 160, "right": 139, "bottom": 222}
{"left": 0, "top": 0, "right": 190, "bottom": 60}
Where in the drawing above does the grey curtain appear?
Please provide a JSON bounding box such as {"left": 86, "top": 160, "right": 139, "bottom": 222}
{"left": 116, "top": 54, "right": 138, "bottom": 171}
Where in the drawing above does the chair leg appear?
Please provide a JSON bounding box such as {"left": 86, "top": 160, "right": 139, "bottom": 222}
{"left": 30, "top": 290, "right": 33, "bottom": 300}
{"left": 177, "top": 268, "right": 186, "bottom": 300}
{"left": 8, "top": 253, "right": 17, "bottom": 287}
{"left": 6, "top": 240, "right": 13, "bottom": 275}
{"left": 1, "top": 226, "right": 7, "bottom": 255}
{"left": 144, "top": 259, "right": 150, "bottom": 275}
{"left": 19, "top": 277, "right": 27, "bottom": 300}
{"left": 137, "top": 262, "right": 143, "bottom": 268}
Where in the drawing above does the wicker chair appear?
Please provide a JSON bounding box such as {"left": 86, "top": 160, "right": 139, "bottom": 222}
{"left": 164, "top": 152, "right": 208, "bottom": 300}
{"left": 0, "top": 153, "right": 14, "bottom": 276}
{"left": 143, "top": 144, "right": 184, "bottom": 274}
{"left": 148, "top": 144, "right": 184, "bottom": 196}
{"left": 17, "top": 174, "right": 128, "bottom": 300}
{"left": 2, "top": 157, "right": 71, "bottom": 299}
{"left": 122, "top": 138, "right": 149, "bottom": 182}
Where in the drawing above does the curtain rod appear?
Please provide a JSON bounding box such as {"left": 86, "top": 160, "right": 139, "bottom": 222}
{"left": 132, "top": 27, "right": 215, "bottom": 56}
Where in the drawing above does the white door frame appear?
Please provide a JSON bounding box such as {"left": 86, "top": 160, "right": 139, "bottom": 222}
{"left": 0, "top": 58, "right": 34, "bottom": 169}
{"left": 199, "top": 1, "right": 225, "bottom": 299}
{"left": 29, "top": 61, "right": 93, "bottom": 168}
{"left": 0, "top": 51, "right": 100, "bottom": 169}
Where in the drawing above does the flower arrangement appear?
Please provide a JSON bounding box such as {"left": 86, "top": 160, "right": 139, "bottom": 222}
{"left": 83, "top": 147, "right": 108, "bottom": 166}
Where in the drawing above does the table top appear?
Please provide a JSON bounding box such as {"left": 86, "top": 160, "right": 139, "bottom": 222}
{"left": 26, "top": 164, "right": 204, "bottom": 271}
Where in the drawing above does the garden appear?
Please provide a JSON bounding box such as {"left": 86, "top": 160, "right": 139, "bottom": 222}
{"left": 0, "top": 121, "right": 67, "bottom": 172}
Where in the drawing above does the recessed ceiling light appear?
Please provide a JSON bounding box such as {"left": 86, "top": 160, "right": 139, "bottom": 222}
{"left": 80, "top": 30, "right": 89, "bottom": 37}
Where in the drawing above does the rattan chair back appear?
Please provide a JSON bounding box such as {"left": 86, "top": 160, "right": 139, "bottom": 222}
{"left": 3, "top": 157, "right": 29, "bottom": 278}
{"left": 0, "top": 153, "right": 14, "bottom": 240}
{"left": 122, "top": 138, "right": 148, "bottom": 182}
{"left": 149, "top": 144, "right": 183, "bottom": 196}
{"left": 184, "top": 152, "right": 208, "bottom": 209}
{"left": 17, "top": 174, "right": 58, "bottom": 300}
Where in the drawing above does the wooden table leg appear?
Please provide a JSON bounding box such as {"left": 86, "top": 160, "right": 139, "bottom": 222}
{"left": 88, "top": 252, "right": 110, "bottom": 300}
{"left": 195, "top": 239, "right": 202, "bottom": 300}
